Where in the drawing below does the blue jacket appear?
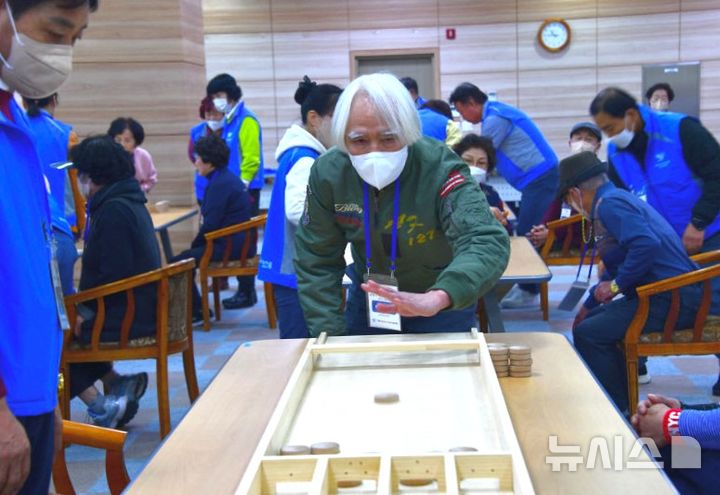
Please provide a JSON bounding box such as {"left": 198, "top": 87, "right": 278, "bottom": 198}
{"left": 259, "top": 125, "right": 324, "bottom": 288}
{"left": 222, "top": 102, "right": 264, "bottom": 191}
{"left": 483, "top": 101, "right": 558, "bottom": 191}
{"left": 25, "top": 110, "right": 74, "bottom": 234}
{"left": 189, "top": 121, "right": 210, "bottom": 203}
{"left": 0, "top": 94, "right": 63, "bottom": 416}
{"left": 609, "top": 105, "right": 720, "bottom": 240}
{"left": 584, "top": 181, "right": 700, "bottom": 309}
{"left": 418, "top": 107, "right": 448, "bottom": 142}
{"left": 192, "top": 167, "right": 254, "bottom": 260}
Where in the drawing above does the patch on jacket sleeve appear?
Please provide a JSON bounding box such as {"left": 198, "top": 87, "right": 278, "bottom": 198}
{"left": 440, "top": 171, "right": 466, "bottom": 198}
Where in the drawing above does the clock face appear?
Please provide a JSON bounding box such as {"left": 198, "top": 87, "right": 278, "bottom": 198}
{"left": 540, "top": 20, "right": 569, "bottom": 51}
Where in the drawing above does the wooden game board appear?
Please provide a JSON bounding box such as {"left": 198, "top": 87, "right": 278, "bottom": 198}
{"left": 235, "top": 331, "right": 534, "bottom": 494}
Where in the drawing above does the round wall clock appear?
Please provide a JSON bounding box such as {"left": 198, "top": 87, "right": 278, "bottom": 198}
{"left": 538, "top": 18, "right": 571, "bottom": 53}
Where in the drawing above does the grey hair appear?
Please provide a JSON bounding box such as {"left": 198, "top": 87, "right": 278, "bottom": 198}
{"left": 331, "top": 73, "right": 422, "bottom": 153}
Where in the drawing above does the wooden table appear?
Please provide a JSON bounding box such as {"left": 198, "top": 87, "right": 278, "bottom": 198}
{"left": 126, "top": 332, "right": 675, "bottom": 495}
{"left": 150, "top": 207, "right": 198, "bottom": 260}
{"left": 482, "top": 236, "right": 552, "bottom": 332}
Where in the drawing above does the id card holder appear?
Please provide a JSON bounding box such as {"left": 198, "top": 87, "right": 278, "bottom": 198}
{"left": 363, "top": 273, "right": 402, "bottom": 332}
{"left": 49, "top": 237, "right": 71, "bottom": 331}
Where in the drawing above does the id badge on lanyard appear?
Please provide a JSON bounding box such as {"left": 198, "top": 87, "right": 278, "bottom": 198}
{"left": 363, "top": 181, "right": 402, "bottom": 332}
{"left": 47, "top": 224, "right": 70, "bottom": 331}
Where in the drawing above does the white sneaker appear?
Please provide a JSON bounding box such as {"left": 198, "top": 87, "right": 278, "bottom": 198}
{"left": 501, "top": 286, "right": 539, "bottom": 309}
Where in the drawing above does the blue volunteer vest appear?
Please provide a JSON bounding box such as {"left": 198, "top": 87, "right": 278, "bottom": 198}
{"left": 418, "top": 107, "right": 448, "bottom": 142}
{"left": 484, "top": 101, "right": 558, "bottom": 190}
{"left": 0, "top": 96, "right": 63, "bottom": 416}
{"left": 258, "top": 146, "right": 319, "bottom": 288}
{"left": 609, "top": 105, "right": 720, "bottom": 239}
{"left": 26, "top": 110, "right": 74, "bottom": 233}
{"left": 189, "top": 121, "right": 210, "bottom": 202}
{"left": 222, "top": 102, "right": 264, "bottom": 190}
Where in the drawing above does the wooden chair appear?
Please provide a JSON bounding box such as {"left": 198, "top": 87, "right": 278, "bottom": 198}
{"left": 624, "top": 250, "right": 720, "bottom": 414}
{"left": 60, "top": 259, "right": 199, "bottom": 438}
{"left": 52, "top": 420, "right": 129, "bottom": 495}
{"left": 538, "top": 214, "right": 587, "bottom": 320}
{"left": 197, "top": 214, "right": 277, "bottom": 331}
{"left": 67, "top": 168, "right": 86, "bottom": 237}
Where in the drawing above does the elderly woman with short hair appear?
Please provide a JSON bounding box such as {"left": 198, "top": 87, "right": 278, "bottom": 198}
{"left": 294, "top": 73, "right": 510, "bottom": 337}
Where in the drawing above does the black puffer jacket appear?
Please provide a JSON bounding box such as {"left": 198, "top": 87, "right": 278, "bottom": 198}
{"left": 79, "top": 178, "right": 161, "bottom": 342}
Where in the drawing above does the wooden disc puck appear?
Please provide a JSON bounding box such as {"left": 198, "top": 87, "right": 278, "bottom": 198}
{"left": 493, "top": 365, "right": 509, "bottom": 373}
{"left": 496, "top": 371, "right": 509, "bottom": 377}
{"left": 374, "top": 392, "right": 400, "bottom": 404}
{"left": 310, "top": 442, "right": 340, "bottom": 454}
{"left": 509, "top": 345, "right": 531, "bottom": 355}
{"left": 399, "top": 478, "right": 434, "bottom": 487}
{"left": 487, "top": 343, "right": 509, "bottom": 350}
{"left": 337, "top": 480, "right": 363, "bottom": 488}
{"left": 449, "top": 446, "right": 478, "bottom": 452}
{"left": 510, "top": 371, "right": 532, "bottom": 378}
{"left": 280, "top": 445, "right": 310, "bottom": 456}
{"left": 510, "top": 364, "right": 532, "bottom": 373}
{"left": 510, "top": 358, "right": 533, "bottom": 366}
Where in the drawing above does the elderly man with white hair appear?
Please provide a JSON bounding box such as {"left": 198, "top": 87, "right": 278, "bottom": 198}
{"left": 294, "top": 73, "right": 510, "bottom": 337}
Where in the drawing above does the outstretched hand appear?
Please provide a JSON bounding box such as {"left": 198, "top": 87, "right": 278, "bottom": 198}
{"left": 361, "top": 280, "right": 450, "bottom": 318}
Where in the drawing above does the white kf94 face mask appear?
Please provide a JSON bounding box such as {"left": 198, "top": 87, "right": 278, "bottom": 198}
{"left": 349, "top": 147, "right": 409, "bottom": 190}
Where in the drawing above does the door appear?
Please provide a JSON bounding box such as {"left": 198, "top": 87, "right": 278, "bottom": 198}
{"left": 352, "top": 50, "right": 439, "bottom": 101}
{"left": 642, "top": 62, "right": 701, "bottom": 118}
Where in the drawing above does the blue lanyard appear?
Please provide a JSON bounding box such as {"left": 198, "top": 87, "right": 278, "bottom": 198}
{"left": 363, "top": 180, "right": 400, "bottom": 278}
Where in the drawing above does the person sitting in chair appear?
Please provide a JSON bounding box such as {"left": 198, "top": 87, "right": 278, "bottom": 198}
{"left": 171, "top": 134, "right": 254, "bottom": 323}
{"left": 70, "top": 136, "right": 161, "bottom": 428}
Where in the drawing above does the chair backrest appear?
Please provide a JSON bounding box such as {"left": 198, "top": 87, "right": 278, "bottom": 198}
{"left": 63, "top": 259, "right": 196, "bottom": 349}
{"left": 540, "top": 214, "right": 586, "bottom": 263}
{"left": 67, "top": 168, "right": 86, "bottom": 235}
{"left": 52, "top": 420, "right": 129, "bottom": 495}
{"left": 201, "top": 214, "right": 268, "bottom": 269}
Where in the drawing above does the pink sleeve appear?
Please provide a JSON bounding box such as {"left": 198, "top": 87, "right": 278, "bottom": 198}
{"left": 133, "top": 147, "right": 158, "bottom": 193}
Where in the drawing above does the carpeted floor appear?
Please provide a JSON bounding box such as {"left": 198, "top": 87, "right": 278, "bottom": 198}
{"left": 61, "top": 265, "right": 720, "bottom": 493}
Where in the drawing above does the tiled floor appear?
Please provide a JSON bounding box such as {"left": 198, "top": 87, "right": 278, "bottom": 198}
{"left": 62, "top": 265, "right": 720, "bottom": 494}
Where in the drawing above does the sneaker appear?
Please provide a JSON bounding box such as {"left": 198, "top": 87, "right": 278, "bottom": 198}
{"left": 192, "top": 309, "right": 213, "bottom": 326}
{"left": 638, "top": 364, "right": 652, "bottom": 385}
{"left": 87, "top": 394, "right": 128, "bottom": 428}
{"left": 222, "top": 289, "right": 257, "bottom": 310}
{"left": 500, "top": 286, "right": 539, "bottom": 309}
{"left": 111, "top": 372, "right": 148, "bottom": 403}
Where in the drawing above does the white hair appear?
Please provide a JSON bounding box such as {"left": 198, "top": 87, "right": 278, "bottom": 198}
{"left": 331, "top": 73, "right": 422, "bottom": 152}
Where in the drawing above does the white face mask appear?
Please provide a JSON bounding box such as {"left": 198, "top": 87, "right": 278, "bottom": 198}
{"left": 349, "top": 147, "right": 408, "bottom": 190}
{"left": 206, "top": 119, "right": 224, "bottom": 132}
{"left": 213, "top": 97, "right": 230, "bottom": 114}
{"left": 570, "top": 140, "right": 597, "bottom": 155}
{"left": 0, "top": 2, "right": 73, "bottom": 98}
{"left": 469, "top": 167, "right": 487, "bottom": 183}
{"left": 609, "top": 116, "right": 635, "bottom": 149}
{"left": 651, "top": 100, "right": 669, "bottom": 111}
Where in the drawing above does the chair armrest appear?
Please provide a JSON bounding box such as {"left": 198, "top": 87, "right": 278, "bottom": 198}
{"left": 546, "top": 213, "right": 583, "bottom": 230}
{"left": 690, "top": 249, "right": 720, "bottom": 265}
{"left": 62, "top": 420, "right": 126, "bottom": 451}
{"left": 204, "top": 214, "right": 267, "bottom": 241}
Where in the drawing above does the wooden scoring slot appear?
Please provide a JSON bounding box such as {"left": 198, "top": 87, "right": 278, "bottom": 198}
{"left": 455, "top": 454, "right": 514, "bottom": 494}
{"left": 391, "top": 455, "right": 446, "bottom": 493}
{"left": 248, "top": 457, "right": 318, "bottom": 495}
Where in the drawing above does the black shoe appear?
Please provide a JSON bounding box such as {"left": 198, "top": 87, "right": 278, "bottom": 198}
{"left": 222, "top": 289, "right": 257, "bottom": 310}
{"left": 192, "top": 309, "right": 213, "bottom": 325}
{"left": 713, "top": 377, "right": 720, "bottom": 396}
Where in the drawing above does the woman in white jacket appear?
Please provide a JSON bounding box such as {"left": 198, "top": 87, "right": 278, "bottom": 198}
{"left": 258, "top": 77, "right": 342, "bottom": 338}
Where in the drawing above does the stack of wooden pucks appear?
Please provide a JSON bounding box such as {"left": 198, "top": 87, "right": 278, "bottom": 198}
{"left": 487, "top": 343, "right": 510, "bottom": 377}
{"left": 508, "top": 345, "right": 532, "bottom": 378}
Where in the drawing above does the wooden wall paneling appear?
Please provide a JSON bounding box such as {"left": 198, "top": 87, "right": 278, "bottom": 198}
{"left": 202, "top": 0, "right": 271, "bottom": 34}
{"left": 262, "top": 134, "right": 280, "bottom": 171}
{"left": 698, "top": 111, "right": 720, "bottom": 143}
{"left": 597, "top": 13, "right": 680, "bottom": 66}
{"left": 273, "top": 78, "right": 348, "bottom": 132}
{"left": 204, "top": 33, "right": 275, "bottom": 82}
{"left": 525, "top": 116, "right": 590, "bottom": 160}
{"left": 516, "top": 0, "right": 598, "bottom": 22}
{"left": 440, "top": 72, "right": 519, "bottom": 107}
{"left": 439, "top": 23, "right": 518, "bottom": 74}
{"left": 272, "top": 31, "right": 351, "bottom": 81}
{"left": 270, "top": 0, "right": 348, "bottom": 32}
{"left": 349, "top": 27, "right": 440, "bottom": 52}
{"left": 680, "top": 10, "right": 720, "bottom": 61}
{"left": 681, "top": 0, "right": 720, "bottom": 11}
{"left": 143, "top": 134, "right": 196, "bottom": 204}
{"left": 517, "top": 18, "right": 597, "bottom": 70}
{"left": 598, "top": 0, "right": 679, "bottom": 17}
{"left": 698, "top": 60, "right": 720, "bottom": 111}
{"left": 439, "top": 0, "right": 517, "bottom": 26}
{"left": 348, "top": 0, "right": 439, "bottom": 30}
{"left": 59, "top": 62, "right": 207, "bottom": 137}
{"left": 518, "top": 68, "right": 598, "bottom": 119}
{"left": 596, "top": 65, "right": 642, "bottom": 99}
